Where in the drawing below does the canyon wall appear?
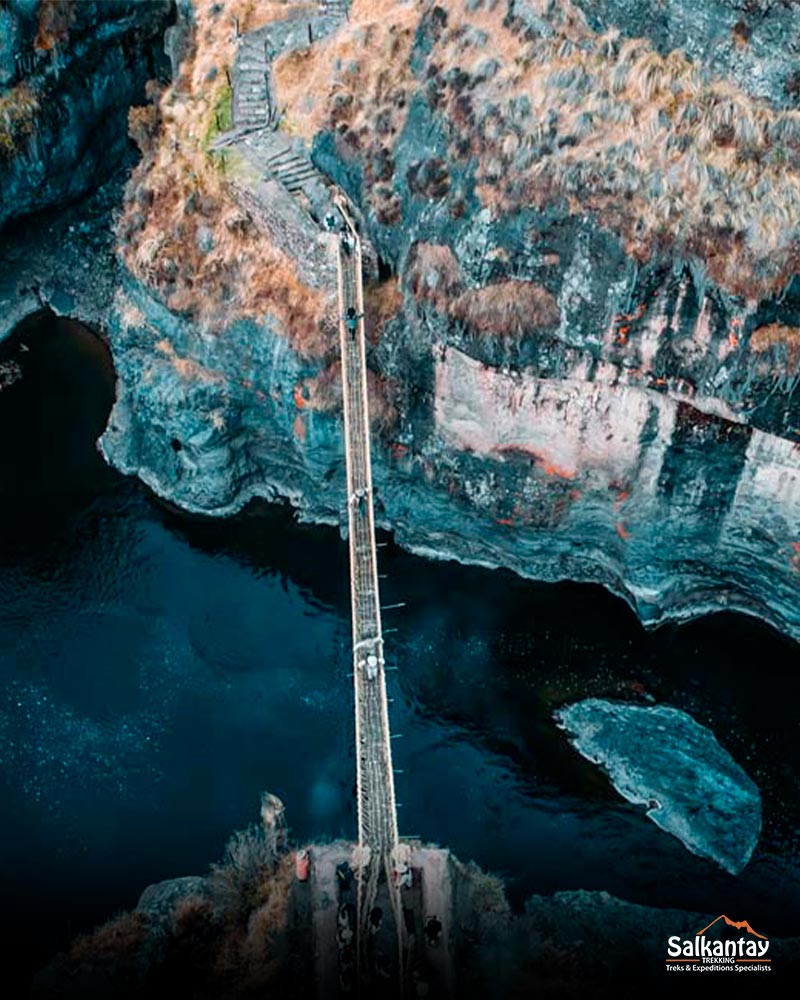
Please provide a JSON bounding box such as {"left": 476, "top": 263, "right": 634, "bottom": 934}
{"left": 0, "top": 0, "right": 172, "bottom": 228}
{"left": 2, "top": 1, "right": 799, "bottom": 639}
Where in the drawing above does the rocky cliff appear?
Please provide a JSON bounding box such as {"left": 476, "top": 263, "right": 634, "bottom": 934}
{"left": 0, "top": 0, "right": 172, "bottom": 228}
{"left": 3, "top": 1, "right": 799, "bottom": 641}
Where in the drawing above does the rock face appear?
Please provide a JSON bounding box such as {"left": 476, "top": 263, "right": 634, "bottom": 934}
{"left": 574, "top": 0, "right": 800, "bottom": 110}
{"left": 4, "top": 1, "right": 800, "bottom": 641}
{"left": 136, "top": 875, "right": 212, "bottom": 928}
{"left": 0, "top": 0, "right": 172, "bottom": 229}
{"left": 101, "top": 1, "right": 800, "bottom": 641}
{"left": 555, "top": 698, "right": 762, "bottom": 875}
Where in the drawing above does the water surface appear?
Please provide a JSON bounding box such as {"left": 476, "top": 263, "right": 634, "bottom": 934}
{"left": 1, "top": 315, "right": 798, "bottom": 993}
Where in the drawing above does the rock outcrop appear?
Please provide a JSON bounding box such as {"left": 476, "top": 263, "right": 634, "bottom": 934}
{"left": 555, "top": 698, "right": 762, "bottom": 874}
{"left": 98, "top": 0, "right": 800, "bottom": 641}
{"left": 0, "top": 0, "right": 172, "bottom": 229}
{"left": 3, "top": 1, "right": 799, "bottom": 641}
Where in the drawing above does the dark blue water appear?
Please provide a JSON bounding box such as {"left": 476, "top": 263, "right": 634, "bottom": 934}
{"left": 1, "top": 315, "right": 799, "bottom": 993}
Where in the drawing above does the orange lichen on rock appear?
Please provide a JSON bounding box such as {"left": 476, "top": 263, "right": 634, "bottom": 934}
{"left": 34, "top": 0, "right": 75, "bottom": 52}
{"left": 117, "top": 0, "right": 330, "bottom": 357}
{"left": 539, "top": 460, "right": 576, "bottom": 480}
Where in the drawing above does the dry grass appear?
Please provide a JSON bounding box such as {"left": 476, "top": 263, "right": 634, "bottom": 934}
{"left": 209, "top": 851, "right": 294, "bottom": 991}
{"left": 451, "top": 0, "right": 800, "bottom": 297}
{"left": 408, "top": 241, "right": 463, "bottom": 310}
{"left": 209, "top": 822, "right": 281, "bottom": 916}
{"left": 170, "top": 894, "right": 215, "bottom": 936}
{"left": 451, "top": 280, "right": 559, "bottom": 335}
{"left": 408, "top": 240, "right": 556, "bottom": 336}
{"left": 276, "top": 0, "right": 800, "bottom": 299}
{"left": 272, "top": 0, "right": 418, "bottom": 223}
{"left": 0, "top": 82, "right": 39, "bottom": 160}
{"left": 241, "top": 853, "right": 294, "bottom": 960}
{"left": 364, "top": 276, "right": 402, "bottom": 341}
{"left": 117, "top": 0, "right": 330, "bottom": 356}
{"left": 68, "top": 911, "right": 150, "bottom": 963}
{"left": 34, "top": 0, "right": 75, "bottom": 53}
{"left": 750, "top": 323, "right": 800, "bottom": 367}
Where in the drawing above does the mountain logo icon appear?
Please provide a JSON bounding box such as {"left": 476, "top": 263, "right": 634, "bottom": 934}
{"left": 695, "top": 915, "right": 767, "bottom": 940}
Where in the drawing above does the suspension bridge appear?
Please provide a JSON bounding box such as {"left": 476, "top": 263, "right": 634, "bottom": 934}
{"left": 219, "top": 7, "right": 454, "bottom": 993}
{"left": 333, "top": 195, "right": 408, "bottom": 994}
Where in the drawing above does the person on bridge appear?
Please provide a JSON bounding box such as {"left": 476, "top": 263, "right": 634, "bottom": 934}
{"left": 345, "top": 305, "right": 363, "bottom": 340}
{"left": 336, "top": 860, "right": 354, "bottom": 891}
{"left": 350, "top": 487, "right": 368, "bottom": 513}
{"left": 424, "top": 915, "right": 443, "bottom": 946}
{"left": 341, "top": 229, "right": 352, "bottom": 255}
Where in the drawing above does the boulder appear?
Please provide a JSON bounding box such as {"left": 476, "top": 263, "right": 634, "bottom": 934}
{"left": 555, "top": 698, "right": 761, "bottom": 874}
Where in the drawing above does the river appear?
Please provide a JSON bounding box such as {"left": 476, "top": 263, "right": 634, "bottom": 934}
{"left": 1, "top": 314, "right": 798, "bottom": 992}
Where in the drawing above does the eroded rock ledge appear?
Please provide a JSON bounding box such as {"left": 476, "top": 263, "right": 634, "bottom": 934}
{"left": 3, "top": 1, "right": 799, "bottom": 641}
{"left": 98, "top": 1, "right": 800, "bottom": 641}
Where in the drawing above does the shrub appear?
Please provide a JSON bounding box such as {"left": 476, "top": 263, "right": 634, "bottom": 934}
{"left": 209, "top": 824, "right": 279, "bottom": 916}
{"left": 0, "top": 83, "right": 38, "bottom": 160}
{"left": 34, "top": 0, "right": 74, "bottom": 53}
{"left": 68, "top": 911, "right": 151, "bottom": 963}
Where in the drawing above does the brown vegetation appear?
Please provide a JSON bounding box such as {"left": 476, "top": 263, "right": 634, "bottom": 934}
{"left": 276, "top": 0, "right": 800, "bottom": 300}
{"left": 408, "top": 242, "right": 463, "bottom": 311}
{"left": 34, "top": 0, "right": 75, "bottom": 53}
{"left": 209, "top": 822, "right": 282, "bottom": 916}
{"left": 750, "top": 323, "right": 800, "bottom": 367}
{"left": 117, "top": 0, "right": 330, "bottom": 356}
{"left": 451, "top": 281, "right": 559, "bottom": 335}
{"left": 0, "top": 82, "right": 39, "bottom": 160}
{"left": 364, "top": 276, "right": 403, "bottom": 342}
{"left": 408, "top": 241, "right": 557, "bottom": 336}
{"left": 272, "top": 0, "right": 418, "bottom": 223}
{"left": 56, "top": 821, "right": 294, "bottom": 997}
{"left": 68, "top": 911, "right": 151, "bottom": 963}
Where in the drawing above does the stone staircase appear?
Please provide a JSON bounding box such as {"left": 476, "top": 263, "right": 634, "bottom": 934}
{"left": 261, "top": 143, "right": 325, "bottom": 194}
{"left": 319, "top": 0, "right": 349, "bottom": 17}
{"left": 232, "top": 32, "right": 271, "bottom": 130}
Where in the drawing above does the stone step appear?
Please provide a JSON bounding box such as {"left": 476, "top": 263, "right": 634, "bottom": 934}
{"left": 275, "top": 173, "right": 319, "bottom": 189}
{"left": 272, "top": 159, "right": 317, "bottom": 175}
{"left": 235, "top": 112, "right": 269, "bottom": 128}
{"left": 269, "top": 158, "right": 317, "bottom": 172}
{"left": 264, "top": 152, "right": 301, "bottom": 168}
{"left": 272, "top": 167, "right": 319, "bottom": 184}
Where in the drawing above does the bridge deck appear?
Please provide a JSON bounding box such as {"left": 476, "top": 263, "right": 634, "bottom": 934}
{"left": 336, "top": 209, "right": 398, "bottom": 857}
